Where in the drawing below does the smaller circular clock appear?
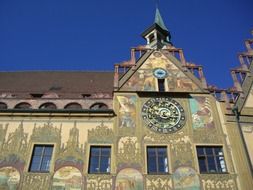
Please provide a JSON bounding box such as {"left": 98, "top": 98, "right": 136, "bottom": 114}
{"left": 153, "top": 68, "right": 168, "bottom": 79}
{"left": 142, "top": 98, "right": 186, "bottom": 133}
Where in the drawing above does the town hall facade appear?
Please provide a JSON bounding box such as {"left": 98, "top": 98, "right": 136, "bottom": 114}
{"left": 0, "top": 8, "right": 252, "bottom": 190}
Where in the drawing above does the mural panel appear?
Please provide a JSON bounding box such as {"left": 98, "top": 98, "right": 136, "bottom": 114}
{"left": 245, "top": 86, "right": 253, "bottom": 107}
{"left": 173, "top": 167, "right": 200, "bottom": 190}
{"left": 0, "top": 167, "right": 20, "bottom": 190}
{"left": 241, "top": 123, "right": 253, "bottom": 168}
{"left": 189, "top": 96, "right": 215, "bottom": 129}
{"left": 117, "top": 96, "right": 137, "bottom": 128}
{"left": 52, "top": 166, "right": 83, "bottom": 190}
{"left": 121, "top": 52, "right": 200, "bottom": 92}
{"left": 115, "top": 168, "right": 143, "bottom": 190}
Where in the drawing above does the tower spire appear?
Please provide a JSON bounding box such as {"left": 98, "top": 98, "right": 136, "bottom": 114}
{"left": 141, "top": 7, "right": 171, "bottom": 49}
{"left": 154, "top": 7, "right": 168, "bottom": 31}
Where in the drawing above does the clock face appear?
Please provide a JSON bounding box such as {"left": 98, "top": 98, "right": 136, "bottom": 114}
{"left": 142, "top": 98, "right": 185, "bottom": 133}
{"left": 153, "top": 68, "right": 168, "bottom": 79}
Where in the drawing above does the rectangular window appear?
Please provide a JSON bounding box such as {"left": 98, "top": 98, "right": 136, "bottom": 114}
{"left": 147, "top": 146, "right": 168, "bottom": 174}
{"left": 158, "top": 79, "right": 165, "bottom": 92}
{"left": 88, "top": 146, "right": 111, "bottom": 174}
{"left": 29, "top": 145, "right": 54, "bottom": 172}
{"left": 197, "top": 146, "right": 227, "bottom": 173}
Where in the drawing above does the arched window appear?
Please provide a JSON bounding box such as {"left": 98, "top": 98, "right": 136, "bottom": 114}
{"left": 0, "top": 102, "right": 7, "bottom": 109}
{"left": 14, "top": 102, "right": 32, "bottom": 109}
{"left": 39, "top": 102, "right": 57, "bottom": 110}
{"left": 90, "top": 103, "right": 108, "bottom": 110}
{"left": 64, "top": 103, "right": 82, "bottom": 110}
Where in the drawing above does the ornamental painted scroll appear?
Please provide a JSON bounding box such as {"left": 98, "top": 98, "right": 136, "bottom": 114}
{"left": 115, "top": 168, "right": 143, "bottom": 190}
{"left": 173, "top": 167, "right": 200, "bottom": 190}
{"left": 52, "top": 166, "right": 83, "bottom": 190}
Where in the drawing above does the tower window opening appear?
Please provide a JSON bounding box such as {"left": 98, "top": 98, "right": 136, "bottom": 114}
{"left": 149, "top": 34, "right": 155, "bottom": 43}
{"left": 158, "top": 79, "right": 165, "bottom": 92}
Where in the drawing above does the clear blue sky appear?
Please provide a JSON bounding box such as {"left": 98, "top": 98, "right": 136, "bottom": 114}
{"left": 0, "top": 0, "right": 252, "bottom": 88}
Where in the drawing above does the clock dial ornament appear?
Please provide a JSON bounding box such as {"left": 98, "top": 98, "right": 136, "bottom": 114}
{"left": 142, "top": 98, "right": 186, "bottom": 133}
{"left": 153, "top": 68, "right": 168, "bottom": 79}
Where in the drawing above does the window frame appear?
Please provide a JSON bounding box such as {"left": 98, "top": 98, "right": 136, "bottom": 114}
{"left": 88, "top": 145, "right": 112, "bottom": 174}
{"left": 146, "top": 145, "right": 170, "bottom": 175}
{"left": 28, "top": 144, "right": 54, "bottom": 173}
{"left": 196, "top": 145, "right": 228, "bottom": 174}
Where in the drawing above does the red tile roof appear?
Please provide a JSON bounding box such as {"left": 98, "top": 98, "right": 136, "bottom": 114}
{"left": 0, "top": 71, "right": 114, "bottom": 94}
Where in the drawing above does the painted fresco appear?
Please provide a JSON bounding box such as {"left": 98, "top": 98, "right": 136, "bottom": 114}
{"left": 173, "top": 167, "right": 200, "bottom": 190}
{"left": 121, "top": 52, "right": 200, "bottom": 92}
{"left": 0, "top": 167, "right": 20, "bottom": 190}
{"left": 241, "top": 123, "right": 253, "bottom": 167}
{"left": 115, "top": 168, "right": 143, "bottom": 190}
{"left": 189, "top": 96, "right": 215, "bottom": 129}
{"left": 52, "top": 166, "right": 83, "bottom": 190}
{"left": 117, "top": 95, "right": 137, "bottom": 128}
{"left": 245, "top": 86, "right": 253, "bottom": 107}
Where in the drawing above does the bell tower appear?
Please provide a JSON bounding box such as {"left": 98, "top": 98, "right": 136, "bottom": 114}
{"left": 141, "top": 8, "right": 172, "bottom": 49}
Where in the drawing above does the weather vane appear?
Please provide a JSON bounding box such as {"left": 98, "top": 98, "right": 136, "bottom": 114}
{"left": 155, "top": 0, "right": 160, "bottom": 8}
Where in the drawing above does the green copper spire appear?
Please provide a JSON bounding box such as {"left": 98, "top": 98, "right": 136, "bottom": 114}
{"left": 154, "top": 7, "right": 168, "bottom": 31}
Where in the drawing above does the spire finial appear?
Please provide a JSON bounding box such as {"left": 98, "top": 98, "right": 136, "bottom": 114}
{"left": 154, "top": 5, "right": 168, "bottom": 31}
{"left": 155, "top": 0, "right": 160, "bottom": 9}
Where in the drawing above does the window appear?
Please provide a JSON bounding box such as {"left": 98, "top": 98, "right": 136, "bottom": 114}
{"left": 197, "top": 146, "right": 227, "bottom": 173}
{"left": 64, "top": 103, "right": 82, "bottom": 110}
{"left": 158, "top": 79, "right": 165, "bottom": 92}
{"left": 29, "top": 145, "right": 54, "bottom": 172}
{"left": 147, "top": 146, "right": 168, "bottom": 174}
{"left": 90, "top": 103, "right": 108, "bottom": 110}
{"left": 39, "top": 102, "right": 57, "bottom": 110}
{"left": 14, "top": 102, "right": 32, "bottom": 109}
{"left": 30, "top": 94, "right": 43, "bottom": 98}
{"left": 0, "top": 102, "right": 7, "bottom": 109}
{"left": 88, "top": 146, "right": 111, "bottom": 174}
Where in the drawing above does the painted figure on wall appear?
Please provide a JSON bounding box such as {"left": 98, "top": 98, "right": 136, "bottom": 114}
{"left": 173, "top": 167, "right": 200, "bottom": 190}
{"left": 115, "top": 168, "right": 143, "bottom": 190}
{"left": 241, "top": 123, "right": 253, "bottom": 167}
{"left": 121, "top": 52, "right": 200, "bottom": 92}
{"left": 122, "top": 69, "right": 156, "bottom": 91}
{"left": 52, "top": 166, "right": 83, "bottom": 190}
{"left": 117, "top": 96, "right": 137, "bottom": 128}
{"left": 189, "top": 96, "right": 215, "bottom": 129}
{"left": 245, "top": 86, "right": 253, "bottom": 107}
{"left": 0, "top": 167, "right": 20, "bottom": 190}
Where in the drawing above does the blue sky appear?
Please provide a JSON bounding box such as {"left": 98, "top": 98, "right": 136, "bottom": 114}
{"left": 0, "top": 0, "right": 252, "bottom": 88}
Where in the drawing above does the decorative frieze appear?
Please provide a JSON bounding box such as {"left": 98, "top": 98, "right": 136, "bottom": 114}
{"left": 21, "top": 172, "right": 51, "bottom": 190}
{"left": 200, "top": 174, "right": 237, "bottom": 190}
{"left": 88, "top": 122, "right": 114, "bottom": 143}
{"left": 86, "top": 174, "right": 113, "bottom": 190}
{"left": 145, "top": 175, "right": 173, "bottom": 190}
{"left": 117, "top": 137, "right": 142, "bottom": 165}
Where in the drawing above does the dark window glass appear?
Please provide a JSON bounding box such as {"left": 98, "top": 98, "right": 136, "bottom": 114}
{"left": 29, "top": 145, "right": 53, "bottom": 172}
{"left": 39, "top": 102, "right": 57, "bottom": 110}
{"left": 147, "top": 146, "right": 168, "bottom": 174}
{"left": 88, "top": 146, "right": 111, "bottom": 174}
{"left": 158, "top": 79, "right": 165, "bottom": 92}
{"left": 90, "top": 103, "right": 108, "bottom": 110}
{"left": 197, "top": 146, "right": 227, "bottom": 173}
{"left": 0, "top": 102, "right": 7, "bottom": 109}
{"left": 14, "top": 102, "right": 32, "bottom": 109}
{"left": 31, "top": 94, "right": 43, "bottom": 98}
{"left": 64, "top": 103, "right": 82, "bottom": 110}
